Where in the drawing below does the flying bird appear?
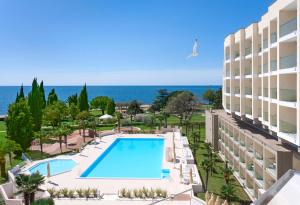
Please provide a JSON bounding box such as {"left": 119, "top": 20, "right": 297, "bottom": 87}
{"left": 186, "top": 39, "right": 199, "bottom": 59}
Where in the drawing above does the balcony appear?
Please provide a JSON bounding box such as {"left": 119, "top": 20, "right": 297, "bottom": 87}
{"left": 263, "top": 88, "right": 268, "bottom": 97}
{"left": 245, "top": 87, "right": 252, "bottom": 95}
{"left": 240, "top": 157, "right": 245, "bottom": 164}
{"left": 270, "top": 32, "right": 277, "bottom": 44}
{"left": 233, "top": 68, "right": 240, "bottom": 77}
{"left": 280, "top": 53, "right": 297, "bottom": 70}
{"left": 280, "top": 18, "right": 297, "bottom": 38}
{"left": 245, "top": 47, "right": 252, "bottom": 57}
{"left": 258, "top": 44, "right": 262, "bottom": 54}
{"left": 225, "top": 54, "right": 230, "bottom": 61}
{"left": 226, "top": 103, "right": 230, "bottom": 110}
{"left": 263, "top": 39, "right": 268, "bottom": 49}
{"left": 271, "top": 115, "right": 277, "bottom": 127}
{"left": 234, "top": 52, "right": 240, "bottom": 60}
{"left": 280, "top": 89, "right": 296, "bottom": 102}
{"left": 240, "top": 141, "right": 245, "bottom": 147}
{"left": 245, "top": 106, "right": 252, "bottom": 115}
{"left": 225, "top": 69, "right": 230, "bottom": 77}
{"left": 280, "top": 120, "right": 296, "bottom": 135}
{"left": 234, "top": 87, "right": 240, "bottom": 95}
{"left": 264, "top": 112, "right": 269, "bottom": 121}
{"left": 266, "top": 160, "right": 277, "bottom": 178}
{"left": 270, "top": 88, "right": 277, "bottom": 99}
{"left": 247, "top": 164, "right": 254, "bottom": 176}
{"left": 271, "top": 60, "right": 277, "bottom": 72}
{"left": 263, "top": 63, "right": 268, "bottom": 73}
{"left": 255, "top": 173, "right": 264, "bottom": 187}
{"left": 244, "top": 67, "right": 252, "bottom": 76}
{"left": 258, "top": 88, "right": 262, "bottom": 96}
{"left": 255, "top": 152, "right": 263, "bottom": 162}
{"left": 226, "top": 87, "right": 230, "bottom": 93}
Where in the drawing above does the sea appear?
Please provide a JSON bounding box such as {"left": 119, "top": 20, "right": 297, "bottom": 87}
{"left": 0, "top": 85, "right": 221, "bottom": 115}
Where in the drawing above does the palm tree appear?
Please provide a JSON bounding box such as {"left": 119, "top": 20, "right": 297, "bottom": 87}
{"left": 223, "top": 161, "right": 233, "bottom": 184}
{"left": 220, "top": 183, "right": 236, "bottom": 202}
{"left": 201, "top": 159, "right": 212, "bottom": 192}
{"left": 60, "top": 126, "right": 73, "bottom": 149}
{"left": 16, "top": 172, "right": 45, "bottom": 205}
{"left": 34, "top": 128, "right": 49, "bottom": 157}
{"left": 156, "top": 115, "right": 164, "bottom": 129}
{"left": 115, "top": 112, "right": 122, "bottom": 133}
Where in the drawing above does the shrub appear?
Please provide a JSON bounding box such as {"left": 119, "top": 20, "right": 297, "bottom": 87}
{"left": 161, "top": 190, "right": 167, "bottom": 198}
{"left": 47, "top": 188, "right": 56, "bottom": 198}
{"left": 61, "top": 188, "right": 69, "bottom": 198}
{"left": 125, "top": 190, "right": 132, "bottom": 199}
{"left": 76, "top": 189, "right": 84, "bottom": 198}
{"left": 55, "top": 189, "right": 61, "bottom": 198}
{"left": 120, "top": 188, "right": 126, "bottom": 198}
{"left": 91, "top": 188, "right": 98, "bottom": 198}
{"left": 84, "top": 188, "right": 91, "bottom": 199}
{"left": 133, "top": 189, "right": 139, "bottom": 198}
{"left": 149, "top": 188, "right": 155, "bottom": 198}
{"left": 68, "top": 189, "right": 75, "bottom": 199}
{"left": 155, "top": 188, "right": 162, "bottom": 197}
{"left": 31, "top": 198, "right": 54, "bottom": 205}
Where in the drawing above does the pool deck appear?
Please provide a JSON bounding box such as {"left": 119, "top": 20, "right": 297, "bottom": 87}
{"left": 44, "top": 133, "right": 191, "bottom": 193}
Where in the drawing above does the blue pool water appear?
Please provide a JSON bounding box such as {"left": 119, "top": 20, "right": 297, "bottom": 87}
{"left": 81, "top": 138, "right": 167, "bottom": 179}
{"left": 29, "top": 159, "right": 76, "bottom": 176}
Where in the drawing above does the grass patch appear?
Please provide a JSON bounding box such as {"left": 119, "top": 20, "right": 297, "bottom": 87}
{"left": 0, "top": 121, "right": 6, "bottom": 132}
{"left": 183, "top": 120, "right": 251, "bottom": 205}
{"left": 26, "top": 150, "right": 50, "bottom": 161}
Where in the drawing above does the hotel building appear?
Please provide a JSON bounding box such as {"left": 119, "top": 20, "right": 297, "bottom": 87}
{"left": 206, "top": 0, "right": 300, "bottom": 200}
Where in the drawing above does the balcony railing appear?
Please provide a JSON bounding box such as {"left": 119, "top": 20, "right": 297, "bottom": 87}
{"left": 225, "top": 69, "right": 230, "bottom": 77}
{"left": 280, "top": 53, "right": 297, "bottom": 70}
{"left": 258, "top": 44, "right": 262, "bottom": 53}
{"left": 263, "top": 88, "right": 268, "bottom": 97}
{"left": 225, "top": 54, "right": 230, "bottom": 61}
{"left": 258, "top": 109, "right": 262, "bottom": 117}
{"left": 270, "top": 88, "right": 277, "bottom": 99}
{"left": 226, "top": 103, "right": 230, "bottom": 109}
{"left": 264, "top": 112, "right": 269, "bottom": 121}
{"left": 234, "top": 87, "right": 240, "bottom": 94}
{"left": 280, "top": 89, "right": 296, "bottom": 102}
{"left": 263, "top": 63, "right": 268, "bottom": 73}
{"left": 245, "top": 47, "right": 252, "bottom": 56}
{"left": 255, "top": 152, "right": 263, "bottom": 161}
{"left": 245, "top": 106, "right": 252, "bottom": 115}
{"left": 234, "top": 52, "right": 240, "bottom": 59}
{"left": 280, "top": 120, "right": 296, "bottom": 134}
{"left": 271, "top": 115, "right": 277, "bottom": 127}
{"left": 271, "top": 32, "right": 277, "bottom": 43}
{"left": 263, "top": 39, "right": 268, "bottom": 49}
{"left": 233, "top": 68, "right": 240, "bottom": 76}
{"left": 244, "top": 67, "right": 252, "bottom": 75}
{"left": 257, "top": 66, "right": 262, "bottom": 74}
{"left": 258, "top": 88, "right": 262, "bottom": 96}
{"left": 226, "top": 87, "right": 230, "bottom": 93}
{"left": 234, "top": 105, "right": 240, "bottom": 112}
{"left": 280, "top": 17, "right": 297, "bottom": 38}
{"left": 271, "top": 60, "right": 277, "bottom": 71}
{"left": 245, "top": 87, "right": 252, "bottom": 95}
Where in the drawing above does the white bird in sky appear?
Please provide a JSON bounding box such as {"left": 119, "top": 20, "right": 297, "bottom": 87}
{"left": 186, "top": 38, "right": 199, "bottom": 59}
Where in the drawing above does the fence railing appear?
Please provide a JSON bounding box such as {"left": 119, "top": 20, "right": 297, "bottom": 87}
{"left": 280, "top": 17, "right": 297, "bottom": 38}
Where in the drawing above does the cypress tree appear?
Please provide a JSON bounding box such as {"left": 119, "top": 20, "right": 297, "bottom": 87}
{"left": 27, "top": 78, "right": 42, "bottom": 132}
{"left": 78, "top": 84, "right": 89, "bottom": 111}
{"left": 47, "top": 88, "right": 58, "bottom": 105}
{"left": 15, "top": 92, "right": 19, "bottom": 103}
{"left": 15, "top": 84, "right": 25, "bottom": 103}
{"left": 40, "top": 81, "right": 46, "bottom": 109}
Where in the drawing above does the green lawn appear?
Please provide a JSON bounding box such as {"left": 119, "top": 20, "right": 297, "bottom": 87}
{"left": 0, "top": 121, "right": 6, "bottom": 132}
{"left": 183, "top": 118, "right": 251, "bottom": 205}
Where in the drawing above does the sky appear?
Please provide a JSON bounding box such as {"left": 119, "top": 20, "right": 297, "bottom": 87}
{"left": 0, "top": 0, "right": 274, "bottom": 86}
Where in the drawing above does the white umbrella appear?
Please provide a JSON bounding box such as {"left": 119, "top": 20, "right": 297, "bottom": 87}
{"left": 47, "top": 162, "right": 51, "bottom": 178}
{"left": 99, "top": 114, "right": 113, "bottom": 120}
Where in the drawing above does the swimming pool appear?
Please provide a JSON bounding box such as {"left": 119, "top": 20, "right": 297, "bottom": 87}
{"left": 80, "top": 138, "right": 168, "bottom": 179}
{"left": 29, "top": 159, "right": 76, "bottom": 176}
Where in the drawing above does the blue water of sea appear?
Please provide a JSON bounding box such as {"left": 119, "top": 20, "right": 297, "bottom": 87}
{"left": 0, "top": 85, "right": 221, "bottom": 115}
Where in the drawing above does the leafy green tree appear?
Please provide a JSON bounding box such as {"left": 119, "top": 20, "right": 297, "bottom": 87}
{"left": 220, "top": 184, "right": 236, "bottom": 202}
{"left": 16, "top": 172, "right": 45, "bottom": 205}
{"left": 68, "top": 103, "right": 80, "bottom": 120}
{"left": 0, "top": 137, "right": 21, "bottom": 177}
{"left": 156, "top": 114, "right": 164, "bottom": 129}
{"left": 39, "top": 81, "right": 46, "bottom": 109}
{"left": 28, "top": 78, "right": 43, "bottom": 131}
{"left": 106, "top": 99, "right": 116, "bottom": 115}
{"left": 165, "top": 91, "right": 196, "bottom": 125}
{"left": 161, "top": 109, "right": 170, "bottom": 128}
{"left": 212, "top": 88, "right": 222, "bottom": 109}
{"left": 203, "top": 89, "right": 215, "bottom": 105}
{"left": 6, "top": 99, "right": 33, "bottom": 151}
{"left": 43, "top": 101, "right": 67, "bottom": 127}
{"left": 152, "top": 89, "right": 169, "bottom": 111}
{"left": 78, "top": 84, "right": 89, "bottom": 111}
{"left": 127, "top": 100, "right": 143, "bottom": 123}
{"left": 47, "top": 88, "right": 58, "bottom": 106}
{"left": 67, "top": 94, "right": 78, "bottom": 106}
{"left": 201, "top": 159, "right": 212, "bottom": 192}
{"left": 90, "top": 96, "right": 109, "bottom": 115}
{"left": 34, "top": 128, "right": 50, "bottom": 156}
